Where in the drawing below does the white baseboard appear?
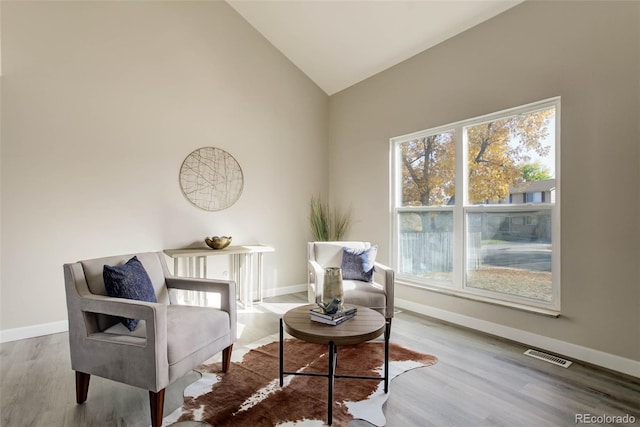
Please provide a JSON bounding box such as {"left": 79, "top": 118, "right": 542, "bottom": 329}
{"left": 396, "top": 298, "right": 640, "bottom": 378}
{"left": 0, "top": 320, "right": 68, "bottom": 344}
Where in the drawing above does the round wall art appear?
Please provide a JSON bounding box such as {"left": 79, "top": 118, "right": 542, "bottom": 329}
{"left": 179, "top": 147, "right": 244, "bottom": 211}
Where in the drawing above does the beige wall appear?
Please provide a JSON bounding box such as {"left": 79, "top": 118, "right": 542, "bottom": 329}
{"left": 329, "top": 1, "right": 640, "bottom": 361}
{"left": 1, "top": 1, "right": 328, "bottom": 331}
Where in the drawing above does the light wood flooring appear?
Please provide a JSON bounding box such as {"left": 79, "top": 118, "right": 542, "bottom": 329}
{"left": 2, "top": 292, "right": 639, "bottom": 426}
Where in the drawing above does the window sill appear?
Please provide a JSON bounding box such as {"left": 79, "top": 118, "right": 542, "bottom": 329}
{"left": 396, "top": 279, "right": 561, "bottom": 318}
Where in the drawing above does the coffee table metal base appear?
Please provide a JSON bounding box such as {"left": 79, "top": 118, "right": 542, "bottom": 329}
{"left": 278, "top": 318, "right": 390, "bottom": 426}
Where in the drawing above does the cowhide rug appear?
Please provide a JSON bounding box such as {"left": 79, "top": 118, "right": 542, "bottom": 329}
{"left": 162, "top": 338, "right": 437, "bottom": 427}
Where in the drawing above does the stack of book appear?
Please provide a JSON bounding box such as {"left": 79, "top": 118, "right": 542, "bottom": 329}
{"left": 310, "top": 305, "right": 357, "bottom": 325}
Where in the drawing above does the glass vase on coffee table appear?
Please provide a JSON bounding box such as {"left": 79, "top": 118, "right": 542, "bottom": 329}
{"left": 322, "top": 267, "right": 344, "bottom": 314}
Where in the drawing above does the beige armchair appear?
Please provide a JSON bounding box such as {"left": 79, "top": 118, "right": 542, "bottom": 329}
{"left": 307, "top": 241, "right": 395, "bottom": 330}
{"left": 63, "top": 252, "right": 236, "bottom": 427}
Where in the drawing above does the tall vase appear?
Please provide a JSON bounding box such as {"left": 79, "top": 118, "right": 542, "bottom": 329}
{"left": 323, "top": 267, "right": 344, "bottom": 311}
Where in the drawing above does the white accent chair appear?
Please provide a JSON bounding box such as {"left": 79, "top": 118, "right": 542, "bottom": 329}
{"left": 307, "top": 241, "right": 395, "bottom": 330}
{"left": 63, "top": 252, "right": 236, "bottom": 427}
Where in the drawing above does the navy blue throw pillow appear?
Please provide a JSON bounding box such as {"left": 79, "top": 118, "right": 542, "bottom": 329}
{"left": 341, "top": 245, "right": 378, "bottom": 282}
{"left": 103, "top": 256, "right": 157, "bottom": 331}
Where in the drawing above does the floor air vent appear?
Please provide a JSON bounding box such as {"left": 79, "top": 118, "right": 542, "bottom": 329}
{"left": 524, "top": 349, "right": 573, "bottom": 368}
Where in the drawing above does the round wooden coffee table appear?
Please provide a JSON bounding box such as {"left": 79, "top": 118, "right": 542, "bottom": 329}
{"left": 279, "top": 304, "right": 390, "bottom": 426}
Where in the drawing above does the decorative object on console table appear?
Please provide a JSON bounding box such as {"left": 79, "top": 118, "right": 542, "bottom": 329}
{"left": 163, "top": 245, "right": 274, "bottom": 308}
{"left": 205, "top": 235, "right": 232, "bottom": 249}
{"left": 322, "top": 267, "right": 344, "bottom": 312}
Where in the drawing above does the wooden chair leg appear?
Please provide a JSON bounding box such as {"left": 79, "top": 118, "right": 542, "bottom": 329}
{"left": 75, "top": 371, "right": 90, "bottom": 404}
{"left": 222, "top": 344, "right": 233, "bottom": 373}
{"left": 149, "top": 389, "right": 165, "bottom": 427}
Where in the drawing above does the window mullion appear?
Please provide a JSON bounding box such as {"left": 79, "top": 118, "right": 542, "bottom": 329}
{"left": 452, "top": 124, "right": 466, "bottom": 290}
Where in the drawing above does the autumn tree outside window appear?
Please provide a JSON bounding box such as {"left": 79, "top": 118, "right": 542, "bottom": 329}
{"left": 391, "top": 98, "right": 560, "bottom": 313}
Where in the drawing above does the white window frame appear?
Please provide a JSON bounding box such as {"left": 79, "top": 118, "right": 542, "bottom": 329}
{"left": 390, "top": 97, "right": 561, "bottom": 314}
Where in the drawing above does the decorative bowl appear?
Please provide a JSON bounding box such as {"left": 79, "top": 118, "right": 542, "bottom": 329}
{"left": 205, "top": 236, "right": 232, "bottom": 250}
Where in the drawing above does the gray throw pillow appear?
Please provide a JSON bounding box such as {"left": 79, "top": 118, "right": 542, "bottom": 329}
{"left": 103, "top": 256, "right": 157, "bottom": 331}
{"left": 341, "top": 245, "right": 378, "bottom": 282}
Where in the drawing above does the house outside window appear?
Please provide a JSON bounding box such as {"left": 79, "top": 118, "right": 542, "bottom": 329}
{"left": 391, "top": 98, "right": 560, "bottom": 312}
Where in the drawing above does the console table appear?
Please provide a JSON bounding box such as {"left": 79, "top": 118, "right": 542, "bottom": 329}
{"left": 164, "top": 245, "right": 274, "bottom": 308}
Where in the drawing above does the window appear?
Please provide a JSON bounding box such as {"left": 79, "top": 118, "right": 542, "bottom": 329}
{"left": 391, "top": 98, "right": 560, "bottom": 312}
{"left": 525, "top": 192, "right": 543, "bottom": 203}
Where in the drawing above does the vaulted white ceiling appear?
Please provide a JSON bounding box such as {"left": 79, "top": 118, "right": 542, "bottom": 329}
{"left": 227, "top": 0, "right": 523, "bottom": 95}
